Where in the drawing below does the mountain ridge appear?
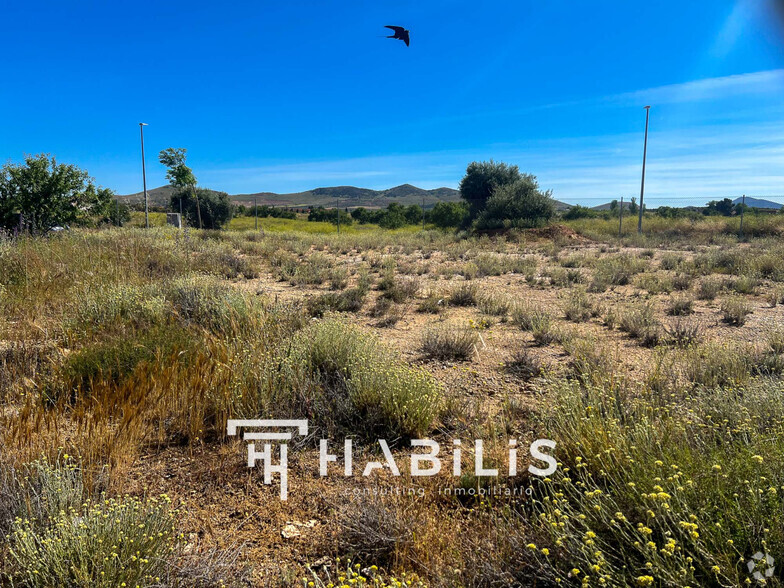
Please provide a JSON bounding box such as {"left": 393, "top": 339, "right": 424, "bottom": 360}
{"left": 119, "top": 184, "right": 463, "bottom": 209}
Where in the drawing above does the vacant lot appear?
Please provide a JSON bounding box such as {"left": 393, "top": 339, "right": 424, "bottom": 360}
{"left": 2, "top": 218, "right": 784, "bottom": 587}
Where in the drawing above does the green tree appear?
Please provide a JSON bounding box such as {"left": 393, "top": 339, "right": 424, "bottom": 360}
{"left": 404, "top": 204, "right": 424, "bottom": 225}
{"left": 704, "top": 198, "right": 735, "bottom": 216}
{"left": 459, "top": 160, "right": 522, "bottom": 222}
{"left": 171, "top": 188, "right": 232, "bottom": 230}
{"left": 158, "top": 148, "right": 201, "bottom": 228}
{"left": 428, "top": 201, "right": 467, "bottom": 229}
{"left": 0, "top": 154, "right": 114, "bottom": 232}
{"left": 475, "top": 175, "right": 555, "bottom": 230}
{"left": 378, "top": 203, "right": 407, "bottom": 229}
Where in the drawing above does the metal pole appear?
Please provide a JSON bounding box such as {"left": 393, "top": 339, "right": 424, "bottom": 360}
{"left": 422, "top": 195, "right": 426, "bottom": 230}
{"left": 139, "top": 123, "right": 149, "bottom": 229}
{"left": 619, "top": 196, "right": 624, "bottom": 237}
{"left": 336, "top": 196, "right": 340, "bottom": 235}
{"left": 638, "top": 106, "right": 650, "bottom": 234}
{"left": 739, "top": 194, "right": 746, "bottom": 239}
{"left": 255, "top": 197, "right": 258, "bottom": 231}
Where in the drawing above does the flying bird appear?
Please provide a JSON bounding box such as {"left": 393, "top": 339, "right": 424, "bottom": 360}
{"left": 385, "top": 25, "right": 410, "bottom": 46}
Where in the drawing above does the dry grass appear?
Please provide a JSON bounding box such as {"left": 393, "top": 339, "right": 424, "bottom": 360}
{"left": 2, "top": 222, "right": 784, "bottom": 586}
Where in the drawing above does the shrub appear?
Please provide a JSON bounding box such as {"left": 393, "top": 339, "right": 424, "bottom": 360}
{"left": 5, "top": 460, "right": 177, "bottom": 588}
{"left": 667, "top": 296, "right": 694, "bottom": 316}
{"left": 720, "top": 295, "right": 752, "bottom": 326}
{"left": 634, "top": 272, "right": 673, "bottom": 294}
{"left": 459, "top": 160, "right": 522, "bottom": 221}
{"left": 506, "top": 347, "right": 542, "bottom": 379}
{"left": 478, "top": 292, "right": 511, "bottom": 317}
{"left": 172, "top": 187, "right": 232, "bottom": 230}
{"left": 590, "top": 255, "right": 646, "bottom": 291}
{"left": 766, "top": 287, "right": 784, "bottom": 307}
{"left": 421, "top": 324, "right": 479, "bottom": 361}
{"left": 379, "top": 275, "right": 420, "bottom": 303}
{"left": 729, "top": 275, "right": 759, "bottom": 295}
{"left": 307, "top": 286, "right": 368, "bottom": 317}
{"left": 664, "top": 317, "right": 702, "bottom": 347}
{"left": 532, "top": 378, "right": 784, "bottom": 586}
{"left": 659, "top": 253, "right": 683, "bottom": 271}
{"left": 697, "top": 277, "right": 723, "bottom": 300}
{"left": 290, "top": 254, "right": 332, "bottom": 286}
{"left": 682, "top": 342, "right": 754, "bottom": 387}
{"left": 369, "top": 295, "right": 393, "bottom": 317}
{"left": 474, "top": 176, "right": 556, "bottom": 230}
{"left": 284, "top": 319, "right": 441, "bottom": 439}
{"left": 329, "top": 267, "right": 349, "bottom": 290}
{"left": 512, "top": 302, "right": 553, "bottom": 335}
{"left": 618, "top": 301, "right": 661, "bottom": 346}
{"left": 449, "top": 282, "right": 478, "bottom": 306}
{"left": 563, "top": 288, "right": 596, "bottom": 322}
{"left": 417, "top": 293, "right": 446, "bottom": 314}
{"left": 671, "top": 273, "right": 693, "bottom": 291}
{"left": 769, "top": 327, "right": 784, "bottom": 354}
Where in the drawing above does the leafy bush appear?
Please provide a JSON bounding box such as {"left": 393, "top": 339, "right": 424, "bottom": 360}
{"left": 0, "top": 154, "right": 115, "bottom": 231}
{"left": 474, "top": 176, "right": 556, "bottom": 230}
{"left": 172, "top": 187, "right": 232, "bottom": 230}
{"left": 428, "top": 201, "right": 468, "bottom": 229}
{"left": 459, "top": 160, "right": 522, "bottom": 221}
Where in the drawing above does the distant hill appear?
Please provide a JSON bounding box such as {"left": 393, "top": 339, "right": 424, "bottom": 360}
{"left": 120, "top": 183, "right": 574, "bottom": 212}
{"left": 233, "top": 184, "right": 462, "bottom": 209}
{"left": 592, "top": 201, "right": 633, "bottom": 211}
{"left": 733, "top": 196, "right": 782, "bottom": 210}
{"left": 120, "top": 184, "right": 462, "bottom": 209}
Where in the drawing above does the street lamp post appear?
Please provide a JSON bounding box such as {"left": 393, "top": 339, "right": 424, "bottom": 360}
{"left": 638, "top": 106, "right": 650, "bottom": 234}
{"left": 139, "top": 123, "right": 149, "bottom": 229}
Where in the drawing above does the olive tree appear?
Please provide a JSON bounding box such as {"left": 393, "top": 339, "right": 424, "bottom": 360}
{"left": 459, "top": 160, "right": 522, "bottom": 222}
{"left": 474, "top": 174, "right": 555, "bottom": 230}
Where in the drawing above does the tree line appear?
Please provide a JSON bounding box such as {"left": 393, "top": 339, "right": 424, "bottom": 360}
{"left": 2, "top": 153, "right": 776, "bottom": 234}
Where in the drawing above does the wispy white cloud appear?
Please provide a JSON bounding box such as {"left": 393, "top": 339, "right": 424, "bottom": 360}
{"left": 190, "top": 120, "right": 784, "bottom": 204}
{"left": 607, "top": 69, "right": 784, "bottom": 106}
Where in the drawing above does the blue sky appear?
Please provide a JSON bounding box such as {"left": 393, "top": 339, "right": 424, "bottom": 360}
{"left": 2, "top": 0, "right": 784, "bottom": 205}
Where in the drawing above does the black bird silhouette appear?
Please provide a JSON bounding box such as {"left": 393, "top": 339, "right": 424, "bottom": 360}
{"left": 385, "top": 25, "right": 410, "bottom": 46}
